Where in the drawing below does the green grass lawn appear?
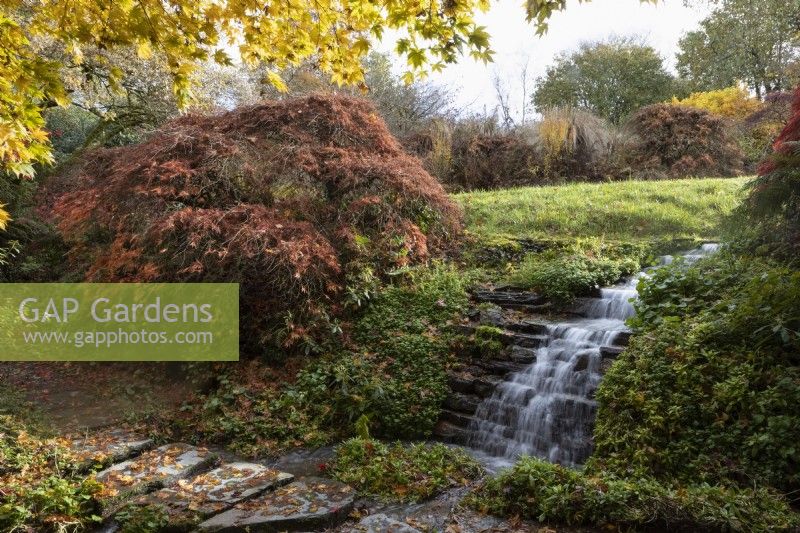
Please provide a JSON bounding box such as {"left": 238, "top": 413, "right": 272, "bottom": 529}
{"left": 455, "top": 177, "right": 750, "bottom": 242}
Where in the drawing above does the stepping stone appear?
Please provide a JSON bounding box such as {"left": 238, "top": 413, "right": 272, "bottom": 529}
{"left": 95, "top": 443, "right": 217, "bottom": 502}
{"left": 353, "top": 513, "right": 422, "bottom": 532}
{"left": 472, "top": 375, "right": 502, "bottom": 398}
{"left": 511, "top": 333, "right": 548, "bottom": 348}
{"left": 118, "top": 463, "right": 294, "bottom": 531}
{"left": 478, "top": 306, "right": 505, "bottom": 327}
{"left": 452, "top": 323, "right": 476, "bottom": 335}
{"left": 473, "top": 290, "right": 545, "bottom": 307}
{"left": 611, "top": 330, "right": 632, "bottom": 346}
{"left": 69, "top": 428, "right": 153, "bottom": 469}
{"left": 197, "top": 477, "right": 355, "bottom": 532}
{"left": 446, "top": 374, "right": 474, "bottom": 394}
{"left": 478, "top": 359, "right": 526, "bottom": 376}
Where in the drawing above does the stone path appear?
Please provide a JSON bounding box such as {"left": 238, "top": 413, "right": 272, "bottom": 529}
{"left": 69, "top": 432, "right": 355, "bottom": 532}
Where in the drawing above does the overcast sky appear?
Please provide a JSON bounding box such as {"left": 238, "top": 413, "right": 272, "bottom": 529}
{"left": 376, "top": 0, "right": 711, "bottom": 121}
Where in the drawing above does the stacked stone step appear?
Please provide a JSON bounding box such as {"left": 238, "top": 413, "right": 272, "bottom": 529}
{"left": 436, "top": 318, "right": 553, "bottom": 445}
{"left": 472, "top": 289, "right": 548, "bottom": 311}
{"left": 436, "top": 287, "right": 633, "bottom": 446}
{"left": 69, "top": 430, "right": 354, "bottom": 532}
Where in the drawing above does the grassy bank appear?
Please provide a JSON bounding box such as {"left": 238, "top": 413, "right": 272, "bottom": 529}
{"left": 456, "top": 177, "right": 749, "bottom": 241}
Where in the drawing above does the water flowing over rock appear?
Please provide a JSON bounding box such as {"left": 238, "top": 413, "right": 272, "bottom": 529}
{"left": 465, "top": 243, "right": 720, "bottom": 466}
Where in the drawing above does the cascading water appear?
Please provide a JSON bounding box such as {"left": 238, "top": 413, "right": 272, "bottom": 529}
{"left": 466, "top": 243, "right": 720, "bottom": 467}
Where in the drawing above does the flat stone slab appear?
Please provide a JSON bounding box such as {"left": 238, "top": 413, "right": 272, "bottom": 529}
{"left": 352, "top": 513, "right": 422, "bottom": 532}
{"left": 432, "top": 420, "right": 468, "bottom": 444}
{"left": 69, "top": 428, "right": 153, "bottom": 468}
{"left": 95, "top": 443, "right": 216, "bottom": 500}
{"left": 600, "top": 345, "right": 625, "bottom": 359}
{"left": 198, "top": 477, "right": 354, "bottom": 532}
{"left": 119, "top": 463, "right": 294, "bottom": 530}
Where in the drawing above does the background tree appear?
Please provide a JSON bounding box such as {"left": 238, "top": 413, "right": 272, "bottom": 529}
{"left": 250, "top": 52, "right": 454, "bottom": 137}
{"left": 676, "top": 0, "right": 800, "bottom": 98}
{"left": 0, "top": 0, "right": 675, "bottom": 180}
{"left": 358, "top": 53, "right": 455, "bottom": 137}
{"left": 532, "top": 37, "right": 679, "bottom": 124}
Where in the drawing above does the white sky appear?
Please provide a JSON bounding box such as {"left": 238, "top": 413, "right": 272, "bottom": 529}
{"left": 376, "top": 0, "right": 711, "bottom": 121}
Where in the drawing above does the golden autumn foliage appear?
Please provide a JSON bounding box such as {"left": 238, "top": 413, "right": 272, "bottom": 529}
{"left": 671, "top": 86, "right": 762, "bottom": 120}
{"left": 0, "top": 205, "right": 9, "bottom": 230}
{"left": 0, "top": 0, "right": 662, "bottom": 180}
{"left": 1, "top": 0, "right": 497, "bottom": 179}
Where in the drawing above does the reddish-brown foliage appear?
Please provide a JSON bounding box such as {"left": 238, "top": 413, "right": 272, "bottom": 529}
{"left": 745, "top": 86, "right": 800, "bottom": 253}
{"left": 765, "top": 88, "right": 800, "bottom": 156}
{"left": 754, "top": 87, "right": 800, "bottom": 178}
{"left": 45, "top": 94, "right": 461, "bottom": 352}
{"left": 458, "top": 134, "right": 541, "bottom": 190}
{"left": 628, "top": 104, "right": 744, "bottom": 178}
{"left": 743, "top": 91, "right": 793, "bottom": 132}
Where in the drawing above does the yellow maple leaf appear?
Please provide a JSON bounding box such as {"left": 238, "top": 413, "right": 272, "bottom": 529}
{"left": 0, "top": 206, "right": 11, "bottom": 230}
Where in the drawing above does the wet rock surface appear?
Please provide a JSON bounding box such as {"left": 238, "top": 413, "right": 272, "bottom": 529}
{"left": 73, "top": 424, "right": 586, "bottom": 533}
{"left": 127, "top": 464, "right": 295, "bottom": 528}
{"left": 440, "top": 245, "right": 718, "bottom": 467}
{"left": 197, "top": 477, "right": 355, "bottom": 532}
{"left": 95, "top": 443, "right": 217, "bottom": 502}
{"left": 75, "top": 432, "right": 353, "bottom": 532}
{"left": 350, "top": 513, "right": 422, "bottom": 532}
{"left": 69, "top": 428, "right": 153, "bottom": 469}
{"left": 439, "top": 275, "right": 634, "bottom": 459}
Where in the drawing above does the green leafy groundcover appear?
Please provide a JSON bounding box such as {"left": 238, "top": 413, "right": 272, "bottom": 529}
{"left": 161, "top": 264, "right": 474, "bottom": 457}
{"left": 505, "top": 239, "right": 649, "bottom": 301}
{"left": 331, "top": 438, "right": 484, "bottom": 502}
{"left": 594, "top": 253, "right": 800, "bottom": 489}
{"left": 0, "top": 413, "right": 102, "bottom": 532}
{"left": 470, "top": 251, "right": 800, "bottom": 530}
{"left": 467, "top": 457, "right": 798, "bottom": 532}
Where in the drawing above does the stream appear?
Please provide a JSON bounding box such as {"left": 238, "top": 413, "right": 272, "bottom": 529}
{"left": 465, "top": 243, "right": 720, "bottom": 469}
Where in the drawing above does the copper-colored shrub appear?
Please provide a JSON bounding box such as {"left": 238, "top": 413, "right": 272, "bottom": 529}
{"left": 45, "top": 94, "right": 462, "bottom": 352}
{"left": 628, "top": 104, "right": 744, "bottom": 178}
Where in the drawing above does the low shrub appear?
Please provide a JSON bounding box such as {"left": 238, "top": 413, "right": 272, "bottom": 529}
{"left": 506, "top": 240, "right": 647, "bottom": 301}
{"left": 627, "top": 103, "right": 744, "bottom": 178}
{"left": 671, "top": 86, "right": 762, "bottom": 120}
{"left": 44, "top": 94, "right": 462, "bottom": 354}
{"left": 0, "top": 216, "right": 70, "bottom": 282}
{"left": 422, "top": 108, "right": 634, "bottom": 191}
{"left": 467, "top": 457, "right": 798, "bottom": 532}
{"left": 469, "top": 325, "right": 507, "bottom": 358}
{"left": 115, "top": 504, "right": 170, "bottom": 533}
{"left": 627, "top": 251, "right": 756, "bottom": 330}
{"left": 156, "top": 361, "right": 333, "bottom": 458}
{"left": 523, "top": 107, "right": 632, "bottom": 182}
{"left": 454, "top": 133, "right": 541, "bottom": 190}
{"left": 331, "top": 438, "right": 483, "bottom": 502}
{"left": 738, "top": 90, "right": 793, "bottom": 166}
{"left": 293, "top": 264, "right": 473, "bottom": 439}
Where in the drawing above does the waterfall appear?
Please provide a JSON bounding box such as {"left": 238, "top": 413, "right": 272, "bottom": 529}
{"left": 465, "top": 243, "right": 720, "bottom": 466}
